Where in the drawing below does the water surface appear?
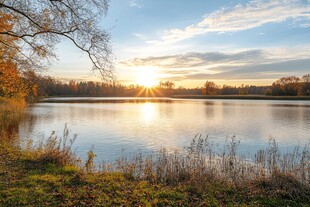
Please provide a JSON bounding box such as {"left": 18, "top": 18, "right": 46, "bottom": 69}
{"left": 19, "top": 98, "right": 310, "bottom": 161}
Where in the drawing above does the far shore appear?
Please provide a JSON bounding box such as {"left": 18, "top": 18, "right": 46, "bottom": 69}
{"left": 36, "top": 95, "right": 310, "bottom": 103}
{"left": 172, "top": 95, "right": 310, "bottom": 100}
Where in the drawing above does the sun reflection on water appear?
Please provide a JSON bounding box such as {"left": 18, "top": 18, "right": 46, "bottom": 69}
{"left": 142, "top": 103, "right": 156, "bottom": 123}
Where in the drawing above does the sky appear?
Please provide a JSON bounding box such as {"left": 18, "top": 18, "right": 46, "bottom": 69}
{"left": 49, "top": 0, "right": 310, "bottom": 87}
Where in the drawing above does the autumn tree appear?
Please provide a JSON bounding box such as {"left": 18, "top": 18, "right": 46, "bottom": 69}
{"left": 204, "top": 81, "right": 218, "bottom": 95}
{"left": 22, "top": 70, "right": 39, "bottom": 98}
{"left": 158, "top": 81, "right": 175, "bottom": 96}
{"left": 0, "top": 12, "right": 28, "bottom": 98}
{"left": 0, "top": 62, "right": 27, "bottom": 98}
{"left": 158, "top": 81, "right": 175, "bottom": 90}
{"left": 271, "top": 76, "right": 300, "bottom": 96}
{"left": 69, "top": 81, "right": 78, "bottom": 95}
{"left": 0, "top": 0, "right": 113, "bottom": 79}
{"left": 239, "top": 84, "right": 249, "bottom": 95}
{"left": 221, "top": 85, "right": 238, "bottom": 95}
{"left": 301, "top": 74, "right": 310, "bottom": 96}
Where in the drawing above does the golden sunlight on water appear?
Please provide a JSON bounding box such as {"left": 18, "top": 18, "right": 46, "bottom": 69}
{"left": 142, "top": 103, "right": 156, "bottom": 123}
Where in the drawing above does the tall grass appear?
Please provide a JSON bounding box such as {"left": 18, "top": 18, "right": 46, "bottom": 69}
{"left": 27, "top": 124, "right": 79, "bottom": 166}
{"left": 101, "top": 135, "right": 309, "bottom": 188}
{"left": 0, "top": 97, "right": 26, "bottom": 166}
{"left": 0, "top": 97, "right": 26, "bottom": 135}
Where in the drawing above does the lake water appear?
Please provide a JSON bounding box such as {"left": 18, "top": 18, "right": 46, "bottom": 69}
{"left": 19, "top": 97, "right": 310, "bottom": 161}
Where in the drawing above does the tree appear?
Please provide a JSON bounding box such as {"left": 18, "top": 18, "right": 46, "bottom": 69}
{"left": 301, "top": 74, "right": 310, "bottom": 96}
{"left": 158, "top": 81, "right": 175, "bottom": 96}
{"left": 239, "top": 84, "right": 249, "bottom": 95}
{"left": 0, "top": 60, "right": 27, "bottom": 98}
{"left": 0, "top": 0, "right": 113, "bottom": 79}
{"left": 271, "top": 76, "right": 300, "bottom": 96}
{"left": 204, "top": 81, "right": 218, "bottom": 95}
{"left": 22, "top": 69, "right": 38, "bottom": 98}
{"left": 221, "top": 85, "right": 238, "bottom": 95}
{"left": 0, "top": 12, "right": 28, "bottom": 98}
{"left": 158, "top": 81, "right": 175, "bottom": 90}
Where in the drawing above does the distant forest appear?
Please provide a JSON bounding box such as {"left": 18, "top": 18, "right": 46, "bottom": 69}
{"left": 17, "top": 72, "right": 310, "bottom": 98}
{"left": 203, "top": 74, "right": 310, "bottom": 96}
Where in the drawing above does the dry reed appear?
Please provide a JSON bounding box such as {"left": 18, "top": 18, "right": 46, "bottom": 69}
{"left": 100, "top": 135, "right": 309, "bottom": 187}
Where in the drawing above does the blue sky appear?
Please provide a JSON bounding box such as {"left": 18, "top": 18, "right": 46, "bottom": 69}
{"left": 49, "top": 0, "right": 310, "bottom": 87}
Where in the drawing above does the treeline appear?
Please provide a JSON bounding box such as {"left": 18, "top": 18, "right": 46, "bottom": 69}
{"left": 203, "top": 83, "right": 269, "bottom": 96}
{"left": 269, "top": 75, "right": 310, "bottom": 96}
{"left": 203, "top": 74, "right": 310, "bottom": 96}
{"left": 1, "top": 68, "right": 310, "bottom": 99}
{"left": 27, "top": 75, "right": 202, "bottom": 97}
{"left": 26, "top": 73, "right": 310, "bottom": 97}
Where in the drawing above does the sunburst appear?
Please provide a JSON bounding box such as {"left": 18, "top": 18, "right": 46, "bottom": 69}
{"left": 136, "top": 68, "right": 157, "bottom": 88}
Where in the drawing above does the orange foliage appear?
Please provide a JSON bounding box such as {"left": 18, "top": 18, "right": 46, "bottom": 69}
{"left": 0, "top": 12, "right": 28, "bottom": 98}
{"left": 0, "top": 61, "right": 27, "bottom": 98}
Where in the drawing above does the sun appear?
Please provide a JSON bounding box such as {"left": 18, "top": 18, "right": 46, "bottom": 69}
{"left": 136, "top": 68, "right": 157, "bottom": 88}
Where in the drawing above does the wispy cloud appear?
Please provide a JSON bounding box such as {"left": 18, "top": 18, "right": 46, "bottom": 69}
{"left": 149, "top": 0, "right": 310, "bottom": 44}
{"left": 120, "top": 47, "right": 310, "bottom": 80}
{"left": 129, "top": 0, "right": 143, "bottom": 8}
{"left": 120, "top": 48, "right": 310, "bottom": 69}
{"left": 121, "top": 50, "right": 267, "bottom": 68}
{"left": 132, "top": 33, "right": 147, "bottom": 40}
{"left": 184, "top": 59, "right": 310, "bottom": 80}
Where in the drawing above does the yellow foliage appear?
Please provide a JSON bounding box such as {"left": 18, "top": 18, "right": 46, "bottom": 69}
{"left": 0, "top": 63, "right": 28, "bottom": 98}
{"left": 0, "top": 12, "right": 29, "bottom": 98}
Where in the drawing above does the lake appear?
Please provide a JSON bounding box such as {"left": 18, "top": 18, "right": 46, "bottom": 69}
{"left": 19, "top": 97, "right": 310, "bottom": 161}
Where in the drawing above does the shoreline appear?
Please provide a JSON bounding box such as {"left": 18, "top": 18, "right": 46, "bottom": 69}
{"left": 172, "top": 95, "right": 310, "bottom": 100}
{"left": 37, "top": 95, "right": 310, "bottom": 103}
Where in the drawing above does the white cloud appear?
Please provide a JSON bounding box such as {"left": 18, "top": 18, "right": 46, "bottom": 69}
{"left": 151, "top": 0, "right": 310, "bottom": 44}
{"left": 129, "top": 0, "right": 142, "bottom": 8}
{"left": 132, "top": 33, "right": 147, "bottom": 40}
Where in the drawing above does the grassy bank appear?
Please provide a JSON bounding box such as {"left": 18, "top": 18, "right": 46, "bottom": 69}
{"left": 1, "top": 132, "right": 309, "bottom": 206}
{"left": 172, "top": 95, "right": 310, "bottom": 100}
{"left": 0, "top": 150, "right": 247, "bottom": 206}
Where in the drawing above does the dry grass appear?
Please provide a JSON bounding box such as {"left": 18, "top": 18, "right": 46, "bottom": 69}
{"left": 0, "top": 97, "right": 26, "bottom": 135}
{"left": 251, "top": 172, "right": 309, "bottom": 199}
{"left": 101, "top": 135, "right": 309, "bottom": 189}
{"left": 29, "top": 124, "right": 79, "bottom": 166}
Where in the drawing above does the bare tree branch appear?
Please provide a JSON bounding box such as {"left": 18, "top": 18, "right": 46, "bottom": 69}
{"left": 0, "top": 0, "right": 113, "bottom": 80}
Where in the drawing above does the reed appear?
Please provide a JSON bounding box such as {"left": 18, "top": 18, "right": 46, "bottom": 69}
{"left": 0, "top": 97, "right": 26, "bottom": 134}
{"left": 27, "top": 124, "right": 79, "bottom": 166}
{"left": 11, "top": 123, "right": 310, "bottom": 189}
{"left": 102, "top": 135, "right": 309, "bottom": 188}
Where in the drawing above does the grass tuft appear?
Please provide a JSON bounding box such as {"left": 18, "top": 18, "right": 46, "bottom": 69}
{"left": 34, "top": 124, "right": 78, "bottom": 167}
